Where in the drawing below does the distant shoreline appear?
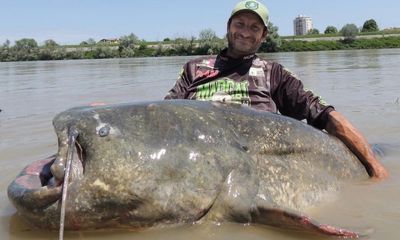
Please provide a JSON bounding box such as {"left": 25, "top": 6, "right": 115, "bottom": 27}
{"left": 2, "top": 34, "right": 400, "bottom": 62}
{"left": 283, "top": 33, "right": 400, "bottom": 42}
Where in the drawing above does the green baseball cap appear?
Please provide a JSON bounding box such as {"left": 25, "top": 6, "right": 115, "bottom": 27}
{"left": 230, "top": 0, "right": 269, "bottom": 27}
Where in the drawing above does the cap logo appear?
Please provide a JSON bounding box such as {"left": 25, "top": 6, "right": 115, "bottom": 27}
{"left": 245, "top": 1, "right": 259, "bottom": 10}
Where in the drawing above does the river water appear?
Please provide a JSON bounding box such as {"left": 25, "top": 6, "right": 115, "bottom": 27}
{"left": 1, "top": 49, "right": 399, "bottom": 240}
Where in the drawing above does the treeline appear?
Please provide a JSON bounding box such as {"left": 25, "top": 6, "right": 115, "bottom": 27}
{"left": 306, "top": 18, "right": 381, "bottom": 35}
{"left": 0, "top": 30, "right": 228, "bottom": 62}
{"left": 1, "top": 19, "right": 400, "bottom": 62}
{"left": 0, "top": 23, "right": 282, "bottom": 62}
{"left": 279, "top": 19, "right": 400, "bottom": 51}
{"left": 280, "top": 37, "right": 400, "bottom": 52}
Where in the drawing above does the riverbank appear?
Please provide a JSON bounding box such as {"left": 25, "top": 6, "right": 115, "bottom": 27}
{"left": 283, "top": 33, "right": 400, "bottom": 42}
{"left": 280, "top": 35, "right": 400, "bottom": 52}
{"left": 2, "top": 34, "right": 400, "bottom": 62}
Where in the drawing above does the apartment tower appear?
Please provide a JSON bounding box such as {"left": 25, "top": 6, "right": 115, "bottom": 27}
{"left": 293, "top": 15, "right": 313, "bottom": 35}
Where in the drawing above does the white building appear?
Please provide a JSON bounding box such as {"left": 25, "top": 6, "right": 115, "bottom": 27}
{"left": 293, "top": 15, "right": 313, "bottom": 35}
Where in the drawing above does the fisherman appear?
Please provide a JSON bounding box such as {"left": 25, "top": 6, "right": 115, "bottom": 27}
{"left": 164, "top": 0, "right": 388, "bottom": 179}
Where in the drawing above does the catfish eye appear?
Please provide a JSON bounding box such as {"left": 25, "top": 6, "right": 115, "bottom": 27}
{"left": 98, "top": 126, "right": 110, "bottom": 137}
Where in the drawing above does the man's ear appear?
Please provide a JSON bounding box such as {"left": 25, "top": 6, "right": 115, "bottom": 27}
{"left": 262, "top": 27, "right": 268, "bottom": 40}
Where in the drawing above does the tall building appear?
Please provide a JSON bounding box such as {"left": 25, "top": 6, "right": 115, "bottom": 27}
{"left": 293, "top": 15, "right": 313, "bottom": 35}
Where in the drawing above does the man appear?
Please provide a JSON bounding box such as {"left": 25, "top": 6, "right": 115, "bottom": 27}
{"left": 164, "top": 0, "right": 388, "bottom": 179}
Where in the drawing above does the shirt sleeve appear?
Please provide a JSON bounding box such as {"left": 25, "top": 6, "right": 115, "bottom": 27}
{"left": 164, "top": 63, "right": 191, "bottom": 100}
{"left": 271, "top": 64, "right": 334, "bottom": 130}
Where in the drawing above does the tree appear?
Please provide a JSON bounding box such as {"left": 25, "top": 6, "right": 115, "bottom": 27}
{"left": 340, "top": 24, "right": 359, "bottom": 42}
{"left": 172, "top": 36, "right": 196, "bottom": 55}
{"left": 12, "top": 38, "right": 39, "bottom": 61}
{"left": 119, "top": 33, "right": 139, "bottom": 49}
{"left": 14, "top": 38, "right": 38, "bottom": 51}
{"left": 199, "top": 28, "right": 217, "bottom": 42}
{"left": 259, "top": 22, "right": 281, "bottom": 52}
{"left": 0, "top": 40, "right": 11, "bottom": 61}
{"left": 39, "top": 39, "right": 65, "bottom": 60}
{"left": 118, "top": 33, "right": 139, "bottom": 57}
{"left": 93, "top": 45, "right": 115, "bottom": 59}
{"left": 154, "top": 43, "right": 165, "bottom": 56}
{"left": 308, "top": 29, "right": 320, "bottom": 35}
{"left": 197, "top": 28, "right": 224, "bottom": 55}
{"left": 86, "top": 38, "right": 96, "bottom": 45}
{"left": 324, "top": 26, "right": 338, "bottom": 34}
{"left": 43, "top": 39, "right": 59, "bottom": 48}
{"left": 2, "top": 39, "right": 10, "bottom": 48}
{"left": 361, "top": 19, "right": 379, "bottom": 32}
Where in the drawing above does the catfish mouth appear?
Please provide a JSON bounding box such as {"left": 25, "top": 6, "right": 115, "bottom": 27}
{"left": 41, "top": 138, "right": 85, "bottom": 188}
{"left": 8, "top": 156, "right": 62, "bottom": 210}
{"left": 7, "top": 131, "right": 87, "bottom": 210}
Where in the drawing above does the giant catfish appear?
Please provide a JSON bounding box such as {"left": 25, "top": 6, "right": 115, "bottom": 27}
{"left": 8, "top": 100, "right": 369, "bottom": 237}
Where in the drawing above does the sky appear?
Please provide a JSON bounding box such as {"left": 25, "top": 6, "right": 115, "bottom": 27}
{"left": 1, "top": 0, "right": 399, "bottom": 45}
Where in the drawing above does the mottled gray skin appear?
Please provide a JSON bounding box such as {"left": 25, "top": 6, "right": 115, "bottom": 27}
{"left": 8, "top": 100, "right": 368, "bottom": 235}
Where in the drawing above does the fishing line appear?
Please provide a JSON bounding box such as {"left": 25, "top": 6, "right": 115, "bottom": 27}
{"left": 59, "top": 127, "right": 78, "bottom": 240}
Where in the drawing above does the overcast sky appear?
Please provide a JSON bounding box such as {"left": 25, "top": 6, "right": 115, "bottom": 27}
{"left": 1, "top": 0, "right": 399, "bottom": 45}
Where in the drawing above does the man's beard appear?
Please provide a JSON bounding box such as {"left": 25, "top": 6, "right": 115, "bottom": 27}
{"left": 226, "top": 32, "right": 262, "bottom": 56}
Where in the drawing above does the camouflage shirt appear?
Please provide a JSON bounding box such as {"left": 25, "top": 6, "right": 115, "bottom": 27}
{"left": 164, "top": 49, "right": 334, "bottom": 129}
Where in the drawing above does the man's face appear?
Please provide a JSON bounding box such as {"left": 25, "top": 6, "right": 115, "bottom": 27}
{"left": 227, "top": 11, "right": 267, "bottom": 58}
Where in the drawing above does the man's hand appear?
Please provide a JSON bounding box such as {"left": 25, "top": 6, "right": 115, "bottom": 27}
{"left": 325, "top": 111, "right": 389, "bottom": 180}
{"left": 369, "top": 161, "right": 389, "bottom": 180}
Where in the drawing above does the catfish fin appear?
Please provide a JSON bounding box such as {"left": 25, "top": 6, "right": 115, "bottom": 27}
{"left": 251, "top": 207, "right": 362, "bottom": 238}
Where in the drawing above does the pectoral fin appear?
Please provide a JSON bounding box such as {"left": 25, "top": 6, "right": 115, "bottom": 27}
{"left": 251, "top": 207, "right": 361, "bottom": 238}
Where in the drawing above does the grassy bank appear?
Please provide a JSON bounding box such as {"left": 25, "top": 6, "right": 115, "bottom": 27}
{"left": 2, "top": 34, "right": 400, "bottom": 62}
{"left": 279, "top": 36, "right": 400, "bottom": 52}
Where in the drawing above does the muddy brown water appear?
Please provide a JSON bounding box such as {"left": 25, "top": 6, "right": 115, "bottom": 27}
{"left": 1, "top": 49, "right": 399, "bottom": 239}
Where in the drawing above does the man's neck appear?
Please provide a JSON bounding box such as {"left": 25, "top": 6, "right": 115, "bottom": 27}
{"left": 226, "top": 48, "right": 255, "bottom": 60}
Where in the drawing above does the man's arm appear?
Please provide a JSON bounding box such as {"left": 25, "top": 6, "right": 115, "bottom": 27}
{"left": 325, "top": 111, "right": 389, "bottom": 179}
{"left": 164, "top": 65, "right": 191, "bottom": 100}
